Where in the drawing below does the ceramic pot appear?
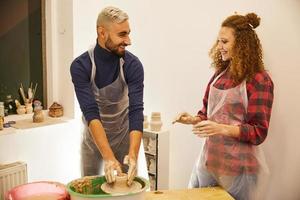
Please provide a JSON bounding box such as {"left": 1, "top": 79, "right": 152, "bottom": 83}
{"left": 16, "top": 105, "right": 26, "bottom": 115}
{"left": 49, "top": 102, "right": 63, "bottom": 117}
{"left": 150, "top": 112, "right": 162, "bottom": 131}
{"left": 150, "top": 120, "right": 162, "bottom": 132}
{"left": 5, "top": 95, "right": 16, "bottom": 114}
{"left": 25, "top": 103, "right": 33, "bottom": 114}
{"left": 33, "top": 110, "right": 44, "bottom": 123}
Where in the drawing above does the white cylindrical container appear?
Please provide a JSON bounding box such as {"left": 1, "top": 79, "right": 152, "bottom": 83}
{"left": 150, "top": 112, "right": 162, "bottom": 132}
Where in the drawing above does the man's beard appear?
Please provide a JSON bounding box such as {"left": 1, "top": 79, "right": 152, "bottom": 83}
{"left": 105, "top": 36, "right": 126, "bottom": 57}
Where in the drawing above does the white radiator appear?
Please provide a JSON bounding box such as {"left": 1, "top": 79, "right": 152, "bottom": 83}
{"left": 0, "top": 162, "right": 27, "bottom": 200}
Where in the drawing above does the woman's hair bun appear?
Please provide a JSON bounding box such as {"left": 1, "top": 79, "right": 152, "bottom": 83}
{"left": 245, "top": 13, "right": 260, "bottom": 29}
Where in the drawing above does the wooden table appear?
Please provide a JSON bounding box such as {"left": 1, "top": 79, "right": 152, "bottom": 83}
{"left": 145, "top": 187, "right": 234, "bottom": 200}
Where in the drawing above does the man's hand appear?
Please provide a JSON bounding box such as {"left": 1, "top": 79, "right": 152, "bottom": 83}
{"left": 104, "top": 159, "right": 122, "bottom": 184}
{"left": 123, "top": 155, "right": 137, "bottom": 185}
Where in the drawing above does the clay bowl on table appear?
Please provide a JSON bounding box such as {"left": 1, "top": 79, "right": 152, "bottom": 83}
{"left": 67, "top": 175, "right": 149, "bottom": 200}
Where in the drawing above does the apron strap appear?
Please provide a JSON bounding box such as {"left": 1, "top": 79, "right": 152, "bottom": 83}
{"left": 88, "top": 45, "right": 97, "bottom": 83}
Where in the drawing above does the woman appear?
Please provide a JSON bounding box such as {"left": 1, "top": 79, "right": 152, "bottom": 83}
{"left": 174, "top": 13, "right": 274, "bottom": 200}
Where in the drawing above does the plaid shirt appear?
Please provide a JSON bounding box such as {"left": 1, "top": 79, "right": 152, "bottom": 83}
{"left": 197, "top": 70, "right": 274, "bottom": 175}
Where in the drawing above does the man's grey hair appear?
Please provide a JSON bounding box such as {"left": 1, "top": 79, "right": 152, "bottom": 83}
{"left": 97, "top": 6, "right": 129, "bottom": 27}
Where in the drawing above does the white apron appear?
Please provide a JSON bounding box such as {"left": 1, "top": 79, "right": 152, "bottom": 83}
{"left": 81, "top": 46, "right": 130, "bottom": 176}
{"left": 189, "top": 70, "right": 269, "bottom": 200}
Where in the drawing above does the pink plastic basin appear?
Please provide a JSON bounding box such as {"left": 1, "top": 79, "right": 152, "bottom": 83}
{"left": 5, "top": 181, "right": 70, "bottom": 200}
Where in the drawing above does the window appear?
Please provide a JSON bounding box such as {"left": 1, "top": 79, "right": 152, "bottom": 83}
{"left": 0, "top": 0, "right": 46, "bottom": 109}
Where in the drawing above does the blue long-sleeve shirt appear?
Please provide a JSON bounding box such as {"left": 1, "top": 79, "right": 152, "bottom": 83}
{"left": 70, "top": 43, "right": 144, "bottom": 132}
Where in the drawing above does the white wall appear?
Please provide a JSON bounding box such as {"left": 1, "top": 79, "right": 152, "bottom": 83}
{"left": 70, "top": 0, "right": 300, "bottom": 199}
{"left": 0, "top": 117, "right": 82, "bottom": 184}
{"left": 46, "top": 0, "right": 74, "bottom": 118}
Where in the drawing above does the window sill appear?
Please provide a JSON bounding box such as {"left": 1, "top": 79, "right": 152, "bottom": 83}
{"left": 0, "top": 110, "right": 73, "bottom": 136}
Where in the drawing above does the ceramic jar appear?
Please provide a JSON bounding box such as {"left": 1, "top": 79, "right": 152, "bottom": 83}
{"left": 49, "top": 102, "right": 63, "bottom": 117}
{"left": 25, "top": 103, "right": 33, "bottom": 114}
{"left": 33, "top": 100, "right": 42, "bottom": 109}
{"left": 150, "top": 112, "right": 162, "bottom": 132}
{"left": 33, "top": 107, "right": 44, "bottom": 123}
{"left": 5, "top": 95, "right": 16, "bottom": 114}
{"left": 16, "top": 105, "right": 26, "bottom": 115}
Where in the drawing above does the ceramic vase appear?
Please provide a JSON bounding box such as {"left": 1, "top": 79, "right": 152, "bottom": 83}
{"left": 150, "top": 112, "right": 162, "bottom": 131}
{"left": 33, "top": 108, "right": 44, "bottom": 123}
{"left": 16, "top": 105, "right": 26, "bottom": 115}
{"left": 25, "top": 103, "right": 33, "bottom": 114}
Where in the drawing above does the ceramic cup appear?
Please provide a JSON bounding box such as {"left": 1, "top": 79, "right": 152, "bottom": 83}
{"left": 17, "top": 105, "right": 26, "bottom": 115}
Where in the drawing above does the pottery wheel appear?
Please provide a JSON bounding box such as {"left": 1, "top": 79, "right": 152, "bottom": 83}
{"left": 101, "top": 181, "right": 142, "bottom": 194}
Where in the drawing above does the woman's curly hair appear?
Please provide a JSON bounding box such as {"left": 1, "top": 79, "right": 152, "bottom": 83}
{"left": 209, "top": 13, "right": 265, "bottom": 84}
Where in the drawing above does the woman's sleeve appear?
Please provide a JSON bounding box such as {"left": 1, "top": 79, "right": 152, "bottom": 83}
{"left": 239, "top": 72, "right": 274, "bottom": 145}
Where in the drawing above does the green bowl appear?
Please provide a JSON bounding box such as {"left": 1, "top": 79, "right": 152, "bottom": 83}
{"left": 67, "top": 176, "right": 149, "bottom": 199}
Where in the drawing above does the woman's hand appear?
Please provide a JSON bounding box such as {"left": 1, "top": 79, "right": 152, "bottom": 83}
{"left": 172, "top": 112, "right": 201, "bottom": 125}
{"left": 192, "top": 120, "right": 240, "bottom": 138}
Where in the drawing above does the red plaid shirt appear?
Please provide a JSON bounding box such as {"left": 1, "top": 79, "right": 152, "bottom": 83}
{"left": 197, "top": 70, "right": 274, "bottom": 175}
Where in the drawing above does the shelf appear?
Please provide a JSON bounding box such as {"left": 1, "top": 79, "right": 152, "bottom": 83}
{"left": 143, "top": 129, "right": 169, "bottom": 190}
{"left": 145, "top": 151, "right": 156, "bottom": 156}
{"left": 143, "top": 129, "right": 168, "bottom": 135}
{"left": 148, "top": 172, "right": 156, "bottom": 176}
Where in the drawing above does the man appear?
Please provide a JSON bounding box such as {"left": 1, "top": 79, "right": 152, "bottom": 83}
{"left": 70, "top": 6, "right": 144, "bottom": 186}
